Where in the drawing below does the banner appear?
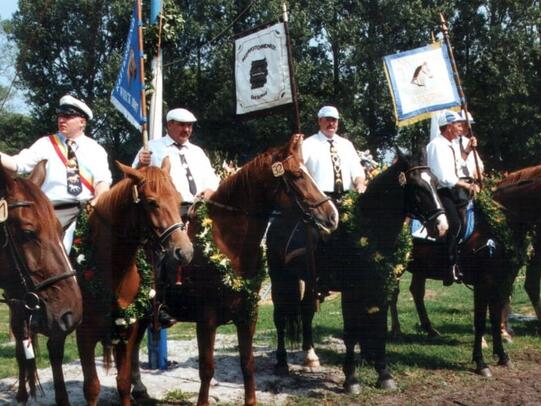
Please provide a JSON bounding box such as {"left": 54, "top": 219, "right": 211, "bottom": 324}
{"left": 234, "top": 22, "right": 293, "bottom": 115}
{"left": 383, "top": 42, "right": 460, "bottom": 127}
{"left": 148, "top": 49, "right": 163, "bottom": 140}
{"left": 111, "top": 2, "right": 145, "bottom": 131}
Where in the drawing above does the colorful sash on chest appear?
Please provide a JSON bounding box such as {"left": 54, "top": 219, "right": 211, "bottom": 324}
{"left": 49, "top": 134, "right": 95, "bottom": 194}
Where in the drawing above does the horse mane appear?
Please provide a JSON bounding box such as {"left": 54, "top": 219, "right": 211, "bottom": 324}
{"left": 211, "top": 145, "right": 285, "bottom": 205}
{"left": 497, "top": 164, "right": 541, "bottom": 189}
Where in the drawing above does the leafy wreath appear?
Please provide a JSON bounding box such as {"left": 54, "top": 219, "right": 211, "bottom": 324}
{"left": 339, "top": 191, "right": 413, "bottom": 303}
{"left": 71, "top": 209, "right": 154, "bottom": 343}
{"left": 193, "top": 202, "right": 266, "bottom": 321}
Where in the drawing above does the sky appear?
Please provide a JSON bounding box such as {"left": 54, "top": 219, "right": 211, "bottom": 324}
{"left": 0, "top": 0, "right": 18, "bottom": 20}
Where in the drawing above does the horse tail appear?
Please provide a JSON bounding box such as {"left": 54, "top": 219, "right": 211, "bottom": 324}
{"left": 26, "top": 333, "right": 42, "bottom": 398}
{"left": 103, "top": 344, "right": 113, "bottom": 373}
{"left": 285, "top": 310, "right": 302, "bottom": 345}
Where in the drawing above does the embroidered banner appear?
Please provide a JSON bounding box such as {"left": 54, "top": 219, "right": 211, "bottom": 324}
{"left": 383, "top": 42, "right": 460, "bottom": 127}
{"left": 110, "top": 1, "right": 145, "bottom": 131}
{"left": 235, "top": 22, "right": 293, "bottom": 115}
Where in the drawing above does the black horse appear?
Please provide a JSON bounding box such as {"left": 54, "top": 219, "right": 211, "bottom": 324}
{"left": 266, "top": 151, "right": 448, "bottom": 393}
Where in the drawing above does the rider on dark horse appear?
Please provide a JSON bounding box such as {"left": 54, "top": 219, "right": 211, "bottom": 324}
{"left": 133, "top": 107, "right": 219, "bottom": 327}
{"left": 427, "top": 109, "right": 483, "bottom": 285}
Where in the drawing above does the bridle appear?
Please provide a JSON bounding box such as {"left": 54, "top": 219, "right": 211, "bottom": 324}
{"left": 131, "top": 180, "right": 186, "bottom": 250}
{"left": 401, "top": 166, "right": 445, "bottom": 225}
{"left": 0, "top": 198, "right": 76, "bottom": 312}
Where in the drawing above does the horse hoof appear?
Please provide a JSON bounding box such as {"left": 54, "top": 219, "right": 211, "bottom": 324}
{"left": 132, "top": 389, "right": 151, "bottom": 400}
{"left": 273, "top": 364, "right": 289, "bottom": 376}
{"left": 498, "top": 358, "right": 513, "bottom": 368}
{"left": 501, "top": 331, "right": 513, "bottom": 344}
{"left": 476, "top": 367, "right": 492, "bottom": 377}
{"left": 377, "top": 378, "right": 398, "bottom": 391}
{"left": 303, "top": 348, "right": 321, "bottom": 369}
{"left": 344, "top": 381, "right": 361, "bottom": 395}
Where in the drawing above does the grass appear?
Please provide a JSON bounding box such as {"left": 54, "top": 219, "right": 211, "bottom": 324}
{"left": 1, "top": 271, "right": 540, "bottom": 397}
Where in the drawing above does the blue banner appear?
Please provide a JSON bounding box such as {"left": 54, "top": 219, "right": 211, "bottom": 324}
{"left": 111, "top": 2, "right": 145, "bottom": 131}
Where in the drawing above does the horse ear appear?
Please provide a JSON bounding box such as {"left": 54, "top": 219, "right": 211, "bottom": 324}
{"left": 28, "top": 160, "right": 47, "bottom": 187}
{"left": 116, "top": 161, "right": 145, "bottom": 184}
{"left": 161, "top": 156, "right": 171, "bottom": 173}
{"left": 288, "top": 133, "right": 303, "bottom": 156}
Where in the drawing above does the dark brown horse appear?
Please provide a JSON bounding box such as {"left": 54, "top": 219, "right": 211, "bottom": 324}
{"left": 494, "top": 165, "right": 541, "bottom": 324}
{"left": 266, "top": 151, "right": 448, "bottom": 394}
{"left": 390, "top": 186, "right": 516, "bottom": 377}
{"left": 76, "top": 158, "right": 193, "bottom": 406}
{"left": 163, "top": 134, "right": 338, "bottom": 406}
{"left": 0, "top": 161, "right": 82, "bottom": 405}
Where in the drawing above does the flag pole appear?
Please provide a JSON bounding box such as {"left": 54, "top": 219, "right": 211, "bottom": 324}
{"left": 282, "top": 2, "right": 301, "bottom": 133}
{"left": 137, "top": 0, "right": 149, "bottom": 150}
{"left": 439, "top": 13, "right": 482, "bottom": 184}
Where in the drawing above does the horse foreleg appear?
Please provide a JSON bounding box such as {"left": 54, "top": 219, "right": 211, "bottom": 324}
{"left": 473, "top": 284, "right": 491, "bottom": 377}
{"left": 76, "top": 326, "right": 101, "bottom": 406}
{"left": 301, "top": 290, "right": 320, "bottom": 369}
{"left": 196, "top": 319, "right": 217, "bottom": 406}
{"left": 236, "top": 318, "right": 257, "bottom": 406}
{"left": 14, "top": 336, "right": 30, "bottom": 405}
{"left": 131, "top": 320, "right": 150, "bottom": 400}
{"left": 47, "top": 335, "right": 70, "bottom": 406}
{"left": 272, "top": 299, "right": 289, "bottom": 375}
{"left": 410, "top": 273, "right": 439, "bottom": 337}
{"left": 341, "top": 291, "right": 361, "bottom": 395}
{"left": 524, "top": 257, "right": 541, "bottom": 324}
{"left": 114, "top": 324, "right": 140, "bottom": 406}
{"left": 389, "top": 285, "right": 402, "bottom": 338}
{"left": 489, "top": 297, "right": 511, "bottom": 368}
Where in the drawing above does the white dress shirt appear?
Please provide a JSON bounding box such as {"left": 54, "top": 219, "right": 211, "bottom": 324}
{"left": 302, "top": 131, "right": 364, "bottom": 192}
{"left": 14, "top": 132, "right": 112, "bottom": 204}
{"left": 132, "top": 135, "right": 219, "bottom": 203}
{"left": 426, "top": 134, "right": 463, "bottom": 189}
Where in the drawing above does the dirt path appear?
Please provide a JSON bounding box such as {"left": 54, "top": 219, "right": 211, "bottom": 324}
{"left": 0, "top": 336, "right": 540, "bottom": 405}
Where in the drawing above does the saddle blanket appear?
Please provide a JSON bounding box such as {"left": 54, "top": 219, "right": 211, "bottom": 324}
{"left": 411, "top": 201, "right": 475, "bottom": 243}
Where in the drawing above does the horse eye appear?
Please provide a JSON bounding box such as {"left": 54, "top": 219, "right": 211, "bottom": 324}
{"left": 147, "top": 199, "right": 159, "bottom": 209}
{"left": 21, "top": 229, "right": 37, "bottom": 241}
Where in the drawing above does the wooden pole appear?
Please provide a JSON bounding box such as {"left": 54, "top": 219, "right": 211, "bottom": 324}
{"left": 439, "top": 13, "right": 482, "bottom": 184}
{"left": 137, "top": 0, "right": 149, "bottom": 150}
{"left": 282, "top": 2, "right": 301, "bottom": 133}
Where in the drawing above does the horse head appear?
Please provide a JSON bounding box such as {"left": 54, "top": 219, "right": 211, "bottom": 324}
{"left": 117, "top": 158, "right": 193, "bottom": 265}
{"left": 395, "top": 149, "right": 448, "bottom": 239}
{"left": 0, "top": 160, "right": 82, "bottom": 336}
{"left": 272, "top": 134, "right": 339, "bottom": 233}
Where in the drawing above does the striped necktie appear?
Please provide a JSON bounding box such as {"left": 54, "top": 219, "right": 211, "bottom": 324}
{"left": 66, "top": 139, "right": 82, "bottom": 196}
{"left": 175, "top": 143, "right": 197, "bottom": 196}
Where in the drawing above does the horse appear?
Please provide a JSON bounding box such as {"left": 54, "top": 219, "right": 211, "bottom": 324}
{"left": 161, "top": 133, "right": 338, "bottom": 406}
{"left": 266, "top": 151, "right": 449, "bottom": 394}
{"left": 75, "top": 158, "right": 194, "bottom": 406}
{"left": 390, "top": 182, "right": 517, "bottom": 377}
{"left": 0, "top": 160, "right": 82, "bottom": 405}
{"left": 494, "top": 165, "right": 541, "bottom": 325}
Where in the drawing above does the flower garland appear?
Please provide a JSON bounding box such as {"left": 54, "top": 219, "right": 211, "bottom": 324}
{"left": 193, "top": 202, "right": 266, "bottom": 321}
{"left": 71, "top": 209, "right": 155, "bottom": 343}
{"left": 338, "top": 192, "right": 413, "bottom": 302}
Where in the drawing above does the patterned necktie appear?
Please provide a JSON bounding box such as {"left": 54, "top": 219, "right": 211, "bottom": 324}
{"left": 66, "top": 139, "right": 82, "bottom": 196}
{"left": 176, "top": 144, "right": 197, "bottom": 196}
{"left": 328, "top": 139, "right": 343, "bottom": 194}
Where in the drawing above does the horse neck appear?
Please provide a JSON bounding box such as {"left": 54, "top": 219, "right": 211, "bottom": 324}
{"left": 357, "top": 166, "right": 406, "bottom": 253}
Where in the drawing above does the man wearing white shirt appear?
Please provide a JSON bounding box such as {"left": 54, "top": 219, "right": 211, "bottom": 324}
{"left": 134, "top": 108, "right": 219, "bottom": 218}
{"left": 134, "top": 107, "right": 219, "bottom": 328}
{"left": 427, "top": 109, "right": 480, "bottom": 285}
{"left": 0, "top": 94, "right": 112, "bottom": 253}
{"left": 302, "top": 106, "right": 366, "bottom": 198}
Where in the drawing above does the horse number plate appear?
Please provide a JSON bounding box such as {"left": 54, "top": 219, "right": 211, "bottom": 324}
{"left": 272, "top": 162, "right": 285, "bottom": 177}
{"left": 0, "top": 199, "right": 7, "bottom": 223}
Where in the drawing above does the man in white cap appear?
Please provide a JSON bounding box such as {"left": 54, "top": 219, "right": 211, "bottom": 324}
{"left": 133, "top": 107, "right": 219, "bottom": 328}
{"left": 134, "top": 107, "right": 219, "bottom": 215}
{"left": 302, "top": 105, "right": 366, "bottom": 199}
{"left": 427, "top": 109, "right": 481, "bottom": 285}
{"left": 0, "top": 94, "right": 112, "bottom": 253}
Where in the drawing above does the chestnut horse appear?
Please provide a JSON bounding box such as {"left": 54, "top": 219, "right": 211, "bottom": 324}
{"left": 494, "top": 165, "right": 541, "bottom": 325}
{"left": 266, "top": 151, "right": 449, "bottom": 394}
{"left": 161, "top": 134, "right": 338, "bottom": 406}
{"left": 390, "top": 186, "right": 517, "bottom": 377}
{"left": 76, "top": 158, "right": 193, "bottom": 406}
{"left": 0, "top": 161, "right": 82, "bottom": 405}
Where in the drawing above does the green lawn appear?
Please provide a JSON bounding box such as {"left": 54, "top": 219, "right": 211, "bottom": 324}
{"left": 0, "top": 271, "right": 539, "bottom": 385}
